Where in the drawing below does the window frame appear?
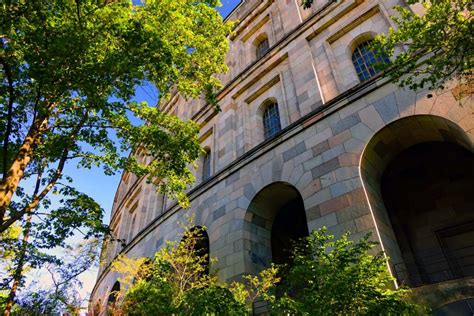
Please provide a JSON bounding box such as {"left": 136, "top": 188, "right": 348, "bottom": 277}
{"left": 262, "top": 102, "right": 282, "bottom": 140}
{"left": 256, "top": 37, "right": 270, "bottom": 60}
{"left": 202, "top": 149, "right": 211, "bottom": 181}
{"left": 351, "top": 40, "right": 390, "bottom": 82}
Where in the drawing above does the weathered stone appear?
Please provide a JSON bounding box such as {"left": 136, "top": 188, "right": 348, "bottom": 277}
{"left": 213, "top": 205, "right": 226, "bottom": 221}
{"left": 282, "top": 141, "right": 307, "bottom": 162}
{"left": 311, "top": 157, "right": 340, "bottom": 179}
{"left": 92, "top": 1, "right": 472, "bottom": 310}
{"left": 331, "top": 113, "right": 361, "bottom": 135}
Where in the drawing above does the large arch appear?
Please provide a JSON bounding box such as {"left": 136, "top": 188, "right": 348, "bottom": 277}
{"left": 360, "top": 115, "right": 474, "bottom": 298}
{"left": 244, "top": 182, "right": 309, "bottom": 274}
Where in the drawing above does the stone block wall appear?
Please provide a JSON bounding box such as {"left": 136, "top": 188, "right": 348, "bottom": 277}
{"left": 90, "top": 0, "right": 474, "bottom": 310}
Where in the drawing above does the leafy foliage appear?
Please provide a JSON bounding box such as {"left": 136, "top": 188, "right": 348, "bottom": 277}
{"left": 0, "top": 224, "right": 21, "bottom": 267}
{"left": 301, "top": 0, "right": 315, "bottom": 9}
{"left": 373, "top": 0, "right": 473, "bottom": 90}
{"left": 5, "top": 239, "right": 101, "bottom": 315}
{"left": 1, "top": 0, "right": 231, "bottom": 312}
{"left": 181, "top": 285, "right": 247, "bottom": 316}
{"left": 0, "top": 0, "right": 232, "bottom": 234}
{"left": 270, "top": 228, "right": 424, "bottom": 315}
{"left": 110, "top": 255, "right": 153, "bottom": 293}
{"left": 301, "top": 0, "right": 473, "bottom": 91}
{"left": 0, "top": 224, "right": 21, "bottom": 310}
{"left": 107, "top": 224, "right": 423, "bottom": 315}
{"left": 111, "top": 225, "right": 276, "bottom": 315}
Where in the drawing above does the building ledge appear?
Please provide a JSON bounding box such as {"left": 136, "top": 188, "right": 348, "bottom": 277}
{"left": 410, "top": 276, "right": 474, "bottom": 309}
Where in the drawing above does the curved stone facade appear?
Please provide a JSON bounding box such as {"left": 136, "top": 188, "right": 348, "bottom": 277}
{"left": 90, "top": 0, "right": 474, "bottom": 312}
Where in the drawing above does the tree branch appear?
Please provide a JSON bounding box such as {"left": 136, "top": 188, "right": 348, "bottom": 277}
{"left": 0, "top": 114, "right": 88, "bottom": 233}
{"left": 1, "top": 57, "right": 15, "bottom": 180}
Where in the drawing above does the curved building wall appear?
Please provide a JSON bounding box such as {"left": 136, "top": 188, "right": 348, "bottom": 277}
{"left": 91, "top": 0, "right": 474, "bottom": 312}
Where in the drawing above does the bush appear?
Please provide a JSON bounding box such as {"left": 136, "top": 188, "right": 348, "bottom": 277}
{"left": 271, "top": 228, "right": 426, "bottom": 315}
{"left": 182, "top": 285, "right": 247, "bottom": 315}
{"left": 119, "top": 226, "right": 252, "bottom": 315}
{"left": 122, "top": 278, "right": 174, "bottom": 315}
{"left": 112, "top": 225, "right": 425, "bottom": 315}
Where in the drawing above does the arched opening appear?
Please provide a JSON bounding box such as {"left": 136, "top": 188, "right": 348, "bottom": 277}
{"left": 360, "top": 115, "right": 474, "bottom": 289}
{"left": 245, "top": 182, "right": 309, "bottom": 269}
{"left": 183, "top": 226, "right": 210, "bottom": 275}
{"left": 107, "top": 281, "right": 120, "bottom": 306}
{"left": 381, "top": 141, "right": 474, "bottom": 287}
{"left": 245, "top": 182, "right": 309, "bottom": 314}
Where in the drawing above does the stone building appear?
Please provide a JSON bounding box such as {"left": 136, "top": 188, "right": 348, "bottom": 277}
{"left": 90, "top": 0, "right": 474, "bottom": 313}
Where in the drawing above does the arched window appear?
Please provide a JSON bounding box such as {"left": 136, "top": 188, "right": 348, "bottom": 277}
{"left": 202, "top": 149, "right": 211, "bottom": 181}
{"left": 351, "top": 40, "right": 390, "bottom": 81}
{"left": 263, "top": 102, "right": 281, "bottom": 139}
{"left": 256, "top": 37, "right": 269, "bottom": 59}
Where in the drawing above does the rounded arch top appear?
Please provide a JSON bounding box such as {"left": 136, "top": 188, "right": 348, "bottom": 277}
{"left": 256, "top": 97, "right": 278, "bottom": 116}
{"left": 246, "top": 181, "right": 304, "bottom": 224}
{"left": 188, "top": 225, "right": 209, "bottom": 238}
{"left": 361, "top": 115, "right": 473, "bottom": 183}
{"left": 348, "top": 31, "right": 378, "bottom": 54}
{"left": 359, "top": 114, "right": 474, "bottom": 288}
{"left": 258, "top": 98, "right": 281, "bottom": 140}
{"left": 252, "top": 32, "right": 269, "bottom": 47}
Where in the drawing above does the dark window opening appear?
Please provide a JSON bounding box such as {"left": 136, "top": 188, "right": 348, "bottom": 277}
{"left": 128, "top": 214, "right": 136, "bottom": 242}
{"left": 184, "top": 227, "right": 210, "bottom": 275}
{"left": 203, "top": 150, "right": 211, "bottom": 181}
{"left": 263, "top": 102, "right": 281, "bottom": 140}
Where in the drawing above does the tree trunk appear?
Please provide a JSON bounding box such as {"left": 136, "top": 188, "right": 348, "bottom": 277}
{"left": 0, "top": 117, "right": 47, "bottom": 230}
{"left": 3, "top": 212, "right": 33, "bottom": 316}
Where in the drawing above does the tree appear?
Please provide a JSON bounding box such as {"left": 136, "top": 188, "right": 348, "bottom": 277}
{"left": 270, "top": 228, "right": 425, "bottom": 315}
{"left": 1, "top": 175, "right": 109, "bottom": 315}
{"left": 302, "top": 0, "right": 473, "bottom": 91}
{"left": 1, "top": 0, "right": 232, "bottom": 312}
{"left": 373, "top": 0, "right": 473, "bottom": 91}
{"left": 0, "top": 0, "right": 232, "bottom": 233}
{"left": 107, "top": 225, "right": 424, "bottom": 315}
{"left": 117, "top": 226, "right": 249, "bottom": 315}
{"left": 6, "top": 239, "right": 101, "bottom": 315}
{"left": 0, "top": 224, "right": 21, "bottom": 311}
{"left": 109, "top": 225, "right": 279, "bottom": 315}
